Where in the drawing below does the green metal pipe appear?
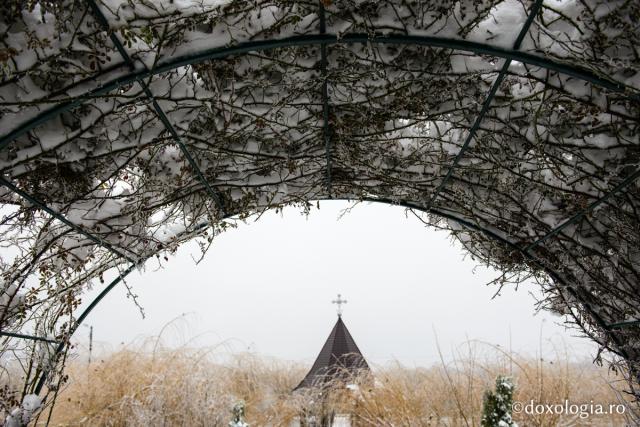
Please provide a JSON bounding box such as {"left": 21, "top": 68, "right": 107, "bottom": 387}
{"left": 0, "top": 331, "right": 60, "bottom": 344}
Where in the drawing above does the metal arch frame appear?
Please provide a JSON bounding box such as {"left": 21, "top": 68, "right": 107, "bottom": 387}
{"left": 3, "top": 9, "right": 639, "bottom": 258}
{"left": 30, "top": 194, "right": 631, "bottom": 395}
{"left": 0, "top": 3, "right": 634, "bottom": 393}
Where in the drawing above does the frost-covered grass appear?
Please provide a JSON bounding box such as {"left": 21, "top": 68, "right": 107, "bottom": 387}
{"left": 40, "top": 341, "right": 630, "bottom": 426}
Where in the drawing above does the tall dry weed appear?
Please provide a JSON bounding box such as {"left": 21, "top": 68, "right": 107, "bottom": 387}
{"left": 41, "top": 340, "right": 629, "bottom": 426}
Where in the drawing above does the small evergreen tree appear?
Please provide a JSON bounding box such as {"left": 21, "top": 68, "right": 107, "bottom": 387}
{"left": 228, "top": 400, "right": 249, "bottom": 427}
{"left": 481, "top": 376, "right": 517, "bottom": 427}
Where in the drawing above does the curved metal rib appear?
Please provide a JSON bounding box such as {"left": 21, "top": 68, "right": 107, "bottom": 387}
{"left": 32, "top": 196, "right": 630, "bottom": 395}
{"left": 1, "top": 33, "right": 636, "bottom": 151}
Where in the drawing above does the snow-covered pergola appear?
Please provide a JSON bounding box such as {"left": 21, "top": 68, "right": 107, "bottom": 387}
{"left": 1, "top": 0, "right": 639, "bottom": 421}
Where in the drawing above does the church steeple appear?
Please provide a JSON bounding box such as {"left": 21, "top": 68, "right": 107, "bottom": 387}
{"left": 294, "top": 295, "right": 369, "bottom": 390}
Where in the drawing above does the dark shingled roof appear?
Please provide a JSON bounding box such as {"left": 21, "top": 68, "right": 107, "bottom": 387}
{"left": 294, "top": 316, "right": 369, "bottom": 390}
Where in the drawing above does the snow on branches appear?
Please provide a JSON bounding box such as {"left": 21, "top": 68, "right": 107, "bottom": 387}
{"left": 0, "top": 0, "right": 639, "bottom": 422}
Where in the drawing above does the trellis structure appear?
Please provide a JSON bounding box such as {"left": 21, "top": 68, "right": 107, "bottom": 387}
{"left": 0, "top": 0, "right": 639, "bottom": 422}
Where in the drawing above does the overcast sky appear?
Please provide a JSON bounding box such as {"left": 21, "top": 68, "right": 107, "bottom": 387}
{"left": 77, "top": 200, "right": 597, "bottom": 366}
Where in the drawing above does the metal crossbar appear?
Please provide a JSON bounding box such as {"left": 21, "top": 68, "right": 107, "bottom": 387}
{"left": 0, "top": 331, "right": 60, "bottom": 344}
{"left": 319, "top": 2, "right": 332, "bottom": 197}
{"left": 0, "top": 176, "right": 139, "bottom": 264}
{"left": 1, "top": 34, "right": 636, "bottom": 152}
{"left": 524, "top": 167, "right": 640, "bottom": 251}
{"left": 424, "top": 0, "right": 544, "bottom": 211}
{"left": 608, "top": 319, "right": 640, "bottom": 330}
{"left": 87, "top": 0, "right": 227, "bottom": 215}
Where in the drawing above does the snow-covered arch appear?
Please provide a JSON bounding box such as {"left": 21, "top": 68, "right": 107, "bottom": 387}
{"left": 1, "top": 0, "right": 639, "bottom": 420}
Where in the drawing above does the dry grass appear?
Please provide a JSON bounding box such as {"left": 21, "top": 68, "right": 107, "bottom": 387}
{"left": 39, "top": 341, "right": 631, "bottom": 427}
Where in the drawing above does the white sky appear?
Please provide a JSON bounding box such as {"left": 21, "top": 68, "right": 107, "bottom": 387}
{"left": 77, "top": 200, "right": 597, "bottom": 366}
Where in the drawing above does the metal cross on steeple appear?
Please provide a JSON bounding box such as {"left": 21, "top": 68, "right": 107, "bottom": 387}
{"left": 332, "top": 294, "right": 347, "bottom": 317}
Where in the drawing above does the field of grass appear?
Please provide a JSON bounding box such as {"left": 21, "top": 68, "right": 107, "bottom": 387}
{"left": 35, "top": 338, "right": 632, "bottom": 427}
